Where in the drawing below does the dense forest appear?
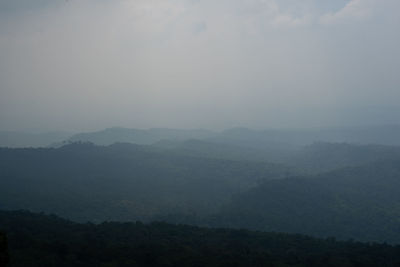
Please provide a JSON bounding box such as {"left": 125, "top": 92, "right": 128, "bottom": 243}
{"left": 2, "top": 127, "right": 400, "bottom": 265}
{"left": 1, "top": 210, "right": 400, "bottom": 267}
{"left": 211, "top": 160, "right": 400, "bottom": 243}
{"left": 0, "top": 142, "right": 289, "bottom": 222}
{"left": 2, "top": 139, "right": 400, "bottom": 243}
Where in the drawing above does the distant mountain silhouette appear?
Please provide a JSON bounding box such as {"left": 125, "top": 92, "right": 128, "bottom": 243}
{"left": 0, "top": 131, "right": 72, "bottom": 148}
{"left": 65, "top": 127, "right": 216, "bottom": 146}
{"left": 5, "top": 125, "right": 400, "bottom": 148}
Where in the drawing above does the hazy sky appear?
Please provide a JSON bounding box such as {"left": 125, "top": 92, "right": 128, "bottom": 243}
{"left": 0, "top": 0, "right": 399, "bottom": 131}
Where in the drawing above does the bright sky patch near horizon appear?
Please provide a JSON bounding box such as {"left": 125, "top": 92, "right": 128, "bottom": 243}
{"left": 0, "top": 0, "right": 399, "bottom": 132}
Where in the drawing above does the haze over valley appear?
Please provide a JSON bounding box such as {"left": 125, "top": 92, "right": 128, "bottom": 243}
{"left": 1, "top": 0, "right": 400, "bottom": 266}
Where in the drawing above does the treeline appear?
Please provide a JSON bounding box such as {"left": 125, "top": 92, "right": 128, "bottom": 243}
{"left": 1, "top": 210, "right": 400, "bottom": 267}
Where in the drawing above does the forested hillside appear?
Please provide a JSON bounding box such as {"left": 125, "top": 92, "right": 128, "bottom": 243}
{"left": 212, "top": 160, "right": 400, "bottom": 243}
{"left": 287, "top": 142, "right": 400, "bottom": 172}
{"left": 2, "top": 141, "right": 400, "bottom": 243}
{"left": 0, "top": 143, "right": 289, "bottom": 222}
{"left": 1, "top": 210, "right": 400, "bottom": 267}
{"left": 153, "top": 140, "right": 400, "bottom": 173}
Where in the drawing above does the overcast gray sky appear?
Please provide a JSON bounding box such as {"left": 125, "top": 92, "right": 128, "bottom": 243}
{"left": 0, "top": 0, "right": 399, "bottom": 131}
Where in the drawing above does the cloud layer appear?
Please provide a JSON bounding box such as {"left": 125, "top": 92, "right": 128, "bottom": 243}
{"left": 0, "top": 0, "right": 399, "bottom": 131}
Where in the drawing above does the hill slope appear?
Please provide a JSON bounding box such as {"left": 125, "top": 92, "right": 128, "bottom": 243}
{"left": 1, "top": 210, "right": 400, "bottom": 267}
{"left": 213, "top": 160, "right": 400, "bottom": 243}
{"left": 0, "top": 143, "right": 288, "bottom": 222}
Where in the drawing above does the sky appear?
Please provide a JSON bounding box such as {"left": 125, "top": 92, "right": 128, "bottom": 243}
{"left": 0, "top": 0, "right": 399, "bottom": 132}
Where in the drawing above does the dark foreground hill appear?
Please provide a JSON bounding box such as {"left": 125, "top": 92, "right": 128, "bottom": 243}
{"left": 1, "top": 210, "right": 400, "bottom": 267}
{"left": 212, "top": 160, "right": 400, "bottom": 243}
{"left": 0, "top": 232, "right": 8, "bottom": 267}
